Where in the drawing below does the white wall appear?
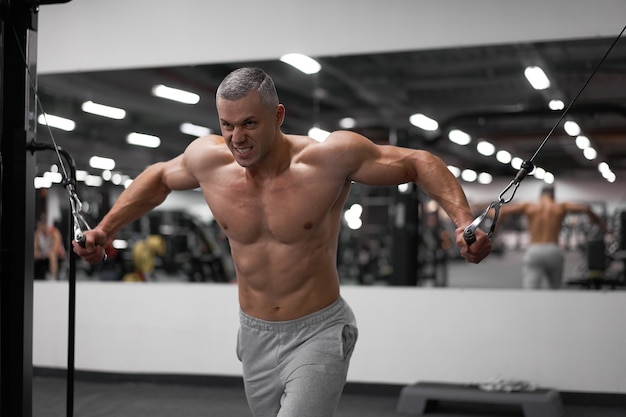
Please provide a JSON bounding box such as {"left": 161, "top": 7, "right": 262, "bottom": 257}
{"left": 34, "top": 282, "right": 626, "bottom": 393}
{"left": 38, "top": 0, "right": 626, "bottom": 74}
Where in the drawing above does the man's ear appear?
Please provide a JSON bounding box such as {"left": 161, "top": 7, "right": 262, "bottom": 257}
{"left": 276, "top": 104, "right": 286, "bottom": 126}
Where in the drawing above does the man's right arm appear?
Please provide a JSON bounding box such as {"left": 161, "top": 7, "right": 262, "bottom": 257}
{"left": 73, "top": 154, "right": 200, "bottom": 264}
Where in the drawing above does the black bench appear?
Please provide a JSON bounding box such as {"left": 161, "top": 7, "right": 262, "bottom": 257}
{"left": 396, "top": 381, "right": 563, "bottom": 417}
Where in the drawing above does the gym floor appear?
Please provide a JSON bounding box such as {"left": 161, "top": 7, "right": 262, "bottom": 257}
{"left": 33, "top": 374, "right": 626, "bottom": 417}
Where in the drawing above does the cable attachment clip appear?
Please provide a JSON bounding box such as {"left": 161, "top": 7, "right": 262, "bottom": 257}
{"left": 66, "top": 183, "right": 91, "bottom": 247}
{"left": 463, "top": 199, "right": 504, "bottom": 244}
{"left": 463, "top": 160, "right": 534, "bottom": 245}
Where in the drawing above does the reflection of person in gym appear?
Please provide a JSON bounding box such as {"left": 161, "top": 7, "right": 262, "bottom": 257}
{"left": 73, "top": 67, "right": 491, "bottom": 417}
{"left": 498, "top": 185, "right": 606, "bottom": 289}
{"left": 34, "top": 213, "right": 65, "bottom": 280}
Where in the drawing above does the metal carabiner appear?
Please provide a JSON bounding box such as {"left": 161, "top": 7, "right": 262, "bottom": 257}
{"left": 67, "top": 184, "right": 91, "bottom": 247}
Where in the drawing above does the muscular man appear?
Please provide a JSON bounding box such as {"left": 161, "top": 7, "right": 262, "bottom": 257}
{"left": 499, "top": 185, "right": 605, "bottom": 289}
{"left": 73, "top": 67, "right": 491, "bottom": 417}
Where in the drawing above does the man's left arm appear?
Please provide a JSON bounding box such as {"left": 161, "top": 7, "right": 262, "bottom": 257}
{"left": 331, "top": 131, "right": 491, "bottom": 263}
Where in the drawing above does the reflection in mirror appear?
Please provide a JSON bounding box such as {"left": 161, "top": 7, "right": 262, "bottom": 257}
{"left": 33, "top": 36, "right": 626, "bottom": 289}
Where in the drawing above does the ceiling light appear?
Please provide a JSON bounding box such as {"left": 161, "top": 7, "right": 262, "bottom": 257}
{"left": 339, "top": 117, "right": 356, "bottom": 129}
{"left": 127, "top": 132, "right": 161, "bottom": 148}
{"left": 111, "top": 173, "right": 123, "bottom": 185}
{"left": 575, "top": 135, "right": 590, "bottom": 149}
{"left": 308, "top": 127, "right": 330, "bottom": 142}
{"left": 477, "top": 172, "right": 493, "bottom": 184}
{"left": 180, "top": 122, "right": 211, "bottom": 137}
{"left": 583, "top": 147, "right": 597, "bottom": 160}
{"left": 461, "top": 169, "right": 477, "bottom": 182}
{"left": 563, "top": 121, "right": 581, "bottom": 136}
{"left": 409, "top": 113, "right": 439, "bottom": 131}
{"left": 397, "top": 183, "right": 410, "bottom": 193}
{"left": 280, "top": 53, "right": 321, "bottom": 74}
{"left": 447, "top": 165, "right": 461, "bottom": 178}
{"left": 543, "top": 172, "right": 555, "bottom": 184}
{"left": 37, "top": 113, "right": 76, "bottom": 131}
{"left": 496, "top": 150, "right": 512, "bottom": 164}
{"left": 476, "top": 140, "right": 495, "bottom": 156}
{"left": 524, "top": 66, "right": 550, "bottom": 90}
{"left": 81, "top": 101, "right": 126, "bottom": 119}
{"left": 34, "top": 177, "right": 52, "bottom": 189}
{"left": 511, "top": 157, "right": 524, "bottom": 170}
{"left": 549, "top": 99, "right": 565, "bottom": 110}
{"left": 152, "top": 84, "right": 200, "bottom": 104}
{"left": 75, "top": 170, "right": 88, "bottom": 181}
{"left": 604, "top": 172, "right": 616, "bottom": 183}
{"left": 533, "top": 166, "right": 546, "bottom": 179}
{"left": 43, "top": 171, "right": 63, "bottom": 184}
{"left": 112, "top": 239, "right": 128, "bottom": 250}
{"left": 84, "top": 175, "right": 103, "bottom": 187}
{"left": 448, "top": 129, "right": 471, "bottom": 146}
{"left": 89, "top": 156, "right": 115, "bottom": 170}
{"left": 598, "top": 162, "right": 610, "bottom": 175}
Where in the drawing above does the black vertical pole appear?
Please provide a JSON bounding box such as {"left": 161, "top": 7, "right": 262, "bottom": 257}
{"left": 388, "top": 130, "right": 419, "bottom": 286}
{"left": 0, "top": 1, "right": 38, "bottom": 416}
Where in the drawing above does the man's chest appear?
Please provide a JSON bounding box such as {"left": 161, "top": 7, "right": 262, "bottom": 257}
{"left": 201, "top": 173, "right": 348, "bottom": 244}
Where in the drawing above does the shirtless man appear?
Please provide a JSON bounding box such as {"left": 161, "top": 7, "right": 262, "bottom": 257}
{"left": 499, "top": 185, "right": 605, "bottom": 289}
{"left": 73, "top": 67, "right": 491, "bottom": 417}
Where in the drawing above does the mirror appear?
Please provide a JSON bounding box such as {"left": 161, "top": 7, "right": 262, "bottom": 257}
{"left": 34, "top": 37, "right": 626, "bottom": 289}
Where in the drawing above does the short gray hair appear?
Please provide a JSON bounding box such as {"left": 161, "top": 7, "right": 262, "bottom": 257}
{"left": 216, "top": 67, "right": 279, "bottom": 107}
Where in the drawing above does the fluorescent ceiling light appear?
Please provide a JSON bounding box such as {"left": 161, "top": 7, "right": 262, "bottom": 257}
{"left": 280, "top": 53, "right": 321, "bottom": 74}
{"left": 127, "top": 132, "right": 161, "bottom": 148}
{"left": 180, "top": 122, "right": 211, "bottom": 137}
{"left": 448, "top": 129, "right": 471, "bottom": 146}
{"left": 477, "top": 172, "right": 493, "bottom": 185}
{"left": 339, "top": 117, "right": 356, "bottom": 129}
{"left": 397, "top": 183, "right": 410, "bottom": 193}
{"left": 447, "top": 165, "right": 461, "bottom": 178}
{"left": 82, "top": 101, "right": 126, "bottom": 119}
{"left": 476, "top": 140, "right": 495, "bottom": 156}
{"left": 112, "top": 239, "right": 128, "bottom": 250}
{"left": 564, "top": 121, "right": 581, "bottom": 136}
{"left": 604, "top": 172, "right": 616, "bottom": 183}
{"left": 152, "top": 84, "right": 200, "bottom": 104}
{"left": 598, "top": 162, "right": 610, "bottom": 175}
{"left": 75, "top": 170, "right": 88, "bottom": 181}
{"left": 89, "top": 156, "right": 115, "bottom": 170}
{"left": 583, "top": 147, "right": 597, "bottom": 160}
{"left": 549, "top": 99, "right": 564, "bottom": 110}
{"left": 461, "top": 169, "right": 477, "bottom": 182}
{"left": 34, "top": 177, "right": 52, "bottom": 189}
{"left": 575, "top": 135, "right": 590, "bottom": 149}
{"left": 409, "top": 113, "right": 439, "bottom": 131}
{"left": 43, "top": 171, "right": 63, "bottom": 184}
{"left": 85, "top": 175, "right": 103, "bottom": 187}
{"left": 496, "top": 150, "right": 512, "bottom": 164}
{"left": 524, "top": 66, "right": 550, "bottom": 90}
{"left": 511, "top": 157, "right": 524, "bottom": 170}
{"left": 533, "top": 166, "right": 546, "bottom": 179}
{"left": 308, "top": 127, "right": 330, "bottom": 142}
{"left": 37, "top": 113, "right": 76, "bottom": 131}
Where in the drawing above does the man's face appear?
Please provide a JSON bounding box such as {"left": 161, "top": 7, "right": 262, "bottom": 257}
{"left": 217, "top": 92, "right": 282, "bottom": 168}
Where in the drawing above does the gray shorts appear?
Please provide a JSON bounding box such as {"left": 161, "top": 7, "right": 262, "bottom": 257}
{"left": 237, "top": 296, "right": 358, "bottom": 417}
{"left": 522, "top": 243, "right": 564, "bottom": 289}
